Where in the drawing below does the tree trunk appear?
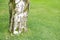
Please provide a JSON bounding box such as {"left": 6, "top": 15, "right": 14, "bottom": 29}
{"left": 9, "top": 0, "right": 29, "bottom": 35}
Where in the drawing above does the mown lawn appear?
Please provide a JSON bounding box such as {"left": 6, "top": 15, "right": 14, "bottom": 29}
{"left": 0, "top": 0, "right": 60, "bottom": 40}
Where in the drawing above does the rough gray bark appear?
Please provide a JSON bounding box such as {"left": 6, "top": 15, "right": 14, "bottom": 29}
{"left": 9, "top": 0, "right": 29, "bottom": 35}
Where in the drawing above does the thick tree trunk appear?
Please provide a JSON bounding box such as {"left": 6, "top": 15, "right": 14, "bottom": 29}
{"left": 9, "top": 0, "right": 29, "bottom": 35}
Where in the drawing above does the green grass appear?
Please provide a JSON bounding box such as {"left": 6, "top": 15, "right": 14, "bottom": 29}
{"left": 0, "top": 0, "right": 60, "bottom": 40}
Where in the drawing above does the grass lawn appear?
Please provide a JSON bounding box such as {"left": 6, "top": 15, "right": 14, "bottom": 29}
{"left": 0, "top": 0, "right": 60, "bottom": 40}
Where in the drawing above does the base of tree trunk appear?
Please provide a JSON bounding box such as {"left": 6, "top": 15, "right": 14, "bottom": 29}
{"left": 9, "top": 0, "right": 29, "bottom": 35}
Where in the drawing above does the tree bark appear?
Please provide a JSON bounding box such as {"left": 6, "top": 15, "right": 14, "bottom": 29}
{"left": 9, "top": 0, "right": 29, "bottom": 35}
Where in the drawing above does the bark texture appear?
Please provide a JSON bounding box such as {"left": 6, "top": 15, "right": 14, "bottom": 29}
{"left": 9, "top": 0, "right": 29, "bottom": 35}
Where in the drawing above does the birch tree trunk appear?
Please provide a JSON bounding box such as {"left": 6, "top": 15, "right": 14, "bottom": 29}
{"left": 9, "top": 0, "right": 29, "bottom": 35}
